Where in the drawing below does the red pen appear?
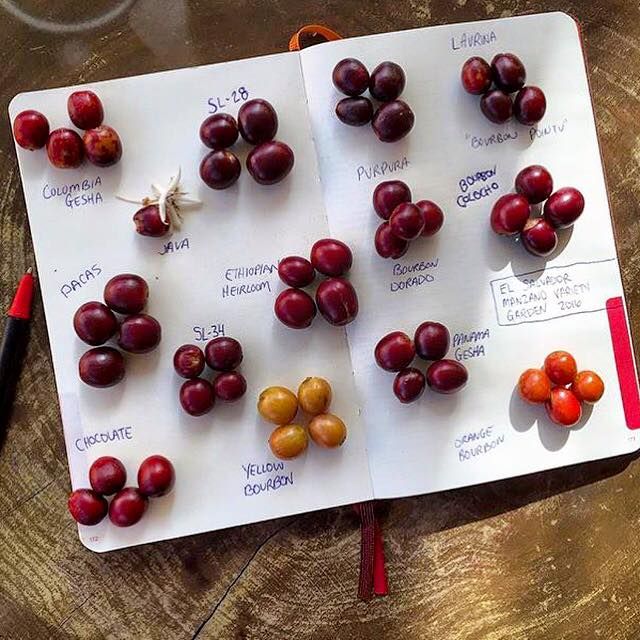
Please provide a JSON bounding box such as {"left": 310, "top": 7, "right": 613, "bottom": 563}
{"left": 0, "top": 268, "right": 34, "bottom": 446}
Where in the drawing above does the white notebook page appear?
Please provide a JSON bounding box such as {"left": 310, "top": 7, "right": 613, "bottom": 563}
{"left": 301, "top": 12, "right": 638, "bottom": 499}
{"left": 10, "top": 51, "right": 373, "bottom": 551}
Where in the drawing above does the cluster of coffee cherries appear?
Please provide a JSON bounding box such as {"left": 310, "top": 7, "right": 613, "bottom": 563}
{"left": 258, "top": 377, "right": 347, "bottom": 459}
{"left": 518, "top": 351, "right": 604, "bottom": 427}
{"left": 74, "top": 274, "right": 161, "bottom": 388}
{"left": 332, "top": 58, "right": 415, "bottom": 142}
{"left": 461, "top": 53, "right": 546, "bottom": 125}
{"left": 490, "top": 165, "right": 585, "bottom": 257}
{"left": 199, "top": 99, "right": 294, "bottom": 189}
{"left": 375, "top": 322, "right": 468, "bottom": 403}
{"left": 174, "top": 337, "right": 246, "bottom": 416}
{"left": 13, "top": 90, "right": 122, "bottom": 168}
{"left": 67, "top": 454, "right": 174, "bottom": 527}
{"left": 372, "top": 180, "right": 444, "bottom": 259}
{"left": 275, "top": 239, "right": 358, "bottom": 329}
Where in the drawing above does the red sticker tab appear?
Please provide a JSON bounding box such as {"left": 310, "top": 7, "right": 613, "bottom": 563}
{"left": 606, "top": 297, "right": 640, "bottom": 429}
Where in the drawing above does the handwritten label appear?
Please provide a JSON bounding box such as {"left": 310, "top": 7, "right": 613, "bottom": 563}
{"left": 221, "top": 262, "right": 277, "bottom": 299}
{"left": 242, "top": 461, "right": 294, "bottom": 497}
{"left": 225, "top": 263, "right": 277, "bottom": 281}
{"left": 456, "top": 165, "right": 499, "bottom": 208}
{"left": 159, "top": 237, "right": 190, "bottom": 255}
{"left": 193, "top": 323, "right": 225, "bottom": 342}
{"left": 453, "top": 328, "right": 490, "bottom": 362}
{"left": 490, "top": 259, "right": 616, "bottom": 326}
{"left": 455, "top": 426, "right": 505, "bottom": 462}
{"left": 356, "top": 156, "right": 409, "bottom": 182}
{"left": 42, "top": 176, "right": 103, "bottom": 210}
{"left": 60, "top": 264, "right": 102, "bottom": 299}
{"left": 451, "top": 29, "right": 497, "bottom": 51}
{"left": 529, "top": 118, "right": 568, "bottom": 142}
{"left": 465, "top": 130, "right": 518, "bottom": 150}
{"left": 207, "top": 86, "right": 249, "bottom": 114}
{"left": 390, "top": 259, "right": 439, "bottom": 293}
{"left": 74, "top": 426, "right": 133, "bottom": 452}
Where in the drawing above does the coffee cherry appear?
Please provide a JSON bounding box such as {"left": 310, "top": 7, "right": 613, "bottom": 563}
{"left": 213, "top": 371, "right": 247, "bottom": 402}
{"left": 491, "top": 53, "right": 526, "bottom": 93}
{"left": 269, "top": 424, "right": 308, "bottom": 460}
{"left": 335, "top": 97, "right": 374, "bottom": 126}
{"left": 515, "top": 165, "right": 553, "bottom": 204}
{"left": 308, "top": 414, "right": 347, "bottom": 448}
{"left": 204, "top": 337, "right": 243, "bottom": 371}
{"left": 104, "top": 274, "right": 148, "bottom": 314}
{"left": 278, "top": 256, "right": 315, "bottom": 288}
{"left": 200, "top": 150, "right": 241, "bottom": 189}
{"left": 415, "top": 200, "right": 444, "bottom": 236}
{"left": 369, "top": 61, "right": 406, "bottom": 102}
{"left": 332, "top": 58, "right": 370, "bottom": 96}
{"left": 258, "top": 386, "right": 298, "bottom": 424}
{"left": 79, "top": 347, "right": 125, "bottom": 388}
{"left": 374, "top": 222, "right": 409, "bottom": 259}
{"left": 238, "top": 99, "right": 278, "bottom": 145}
{"left": 461, "top": 57, "right": 492, "bottom": 95}
{"left": 490, "top": 194, "right": 530, "bottom": 235}
{"left": 426, "top": 359, "right": 468, "bottom": 394}
{"left": 73, "top": 301, "right": 119, "bottom": 346}
{"left": 46, "top": 128, "right": 84, "bottom": 168}
{"left": 199, "top": 113, "right": 239, "bottom": 149}
{"left": 68, "top": 489, "right": 108, "bottom": 525}
{"left": 375, "top": 331, "right": 415, "bottom": 372}
{"left": 389, "top": 203, "right": 425, "bottom": 240}
{"left": 544, "top": 351, "right": 578, "bottom": 386}
{"left": 571, "top": 370, "right": 605, "bottom": 404}
{"left": 13, "top": 110, "right": 49, "bottom": 149}
{"left": 137, "top": 455, "right": 175, "bottom": 497}
{"left": 89, "top": 456, "right": 127, "bottom": 496}
{"left": 414, "top": 321, "right": 449, "bottom": 361}
{"left": 310, "top": 238, "right": 352, "bottom": 277}
{"left": 297, "top": 377, "right": 332, "bottom": 416}
{"left": 67, "top": 90, "right": 104, "bottom": 129}
{"left": 546, "top": 387, "right": 582, "bottom": 427}
{"left": 133, "top": 204, "right": 170, "bottom": 237}
{"left": 373, "top": 180, "right": 412, "bottom": 220}
{"left": 514, "top": 86, "right": 546, "bottom": 125}
{"left": 518, "top": 368, "right": 552, "bottom": 404}
{"left": 315, "top": 278, "right": 358, "bottom": 326}
{"left": 521, "top": 218, "right": 558, "bottom": 257}
{"left": 246, "top": 140, "right": 294, "bottom": 185}
{"left": 173, "top": 344, "right": 205, "bottom": 379}
{"left": 543, "top": 187, "right": 585, "bottom": 228}
{"left": 274, "top": 289, "right": 316, "bottom": 329}
{"left": 372, "top": 100, "right": 415, "bottom": 142}
{"left": 118, "top": 314, "right": 161, "bottom": 354}
{"left": 393, "top": 368, "right": 426, "bottom": 403}
{"left": 109, "top": 487, "right": 148, "bottom": 527}
{"left": 83, "top": 125, "right": 122, "bottom": 167}
{"left": 480, "top": 90, "right": 513, "bottom": 124}
{"left": 180, "top": 378, "right": 215, "bottom": 416}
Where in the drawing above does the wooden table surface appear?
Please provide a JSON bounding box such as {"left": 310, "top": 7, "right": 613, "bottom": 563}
{"left": 1, "top": 1, "right": 639, "bottom": 638}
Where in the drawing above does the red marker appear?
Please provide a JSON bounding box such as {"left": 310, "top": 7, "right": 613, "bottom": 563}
{"left": 0, "top": 268, "right": 35, "bottom": 445}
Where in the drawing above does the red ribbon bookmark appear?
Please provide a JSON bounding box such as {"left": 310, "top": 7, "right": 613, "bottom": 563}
{"left": 353, "top": 502, "right": 388, "bottom": 600}
{"left": 289, "top": 24, "right": 343, "bottom": 51}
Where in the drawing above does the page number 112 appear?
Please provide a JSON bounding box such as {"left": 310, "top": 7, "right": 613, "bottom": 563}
{"left": 207, "top": 87, "right": 250, "bottom": 114}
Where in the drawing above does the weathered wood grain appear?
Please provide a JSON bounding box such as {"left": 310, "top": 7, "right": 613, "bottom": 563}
{"left": 1, "top": 1, "right": 639, "bottom": 638}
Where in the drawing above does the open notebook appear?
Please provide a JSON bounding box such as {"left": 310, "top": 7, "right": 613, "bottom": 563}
{"left": 10, "top": 11, "right": 640, "bottom": 551}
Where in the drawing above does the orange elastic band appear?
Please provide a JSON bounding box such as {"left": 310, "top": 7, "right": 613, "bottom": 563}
{"left": 289, "top": 24, "right": 342, "bottom": 51}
